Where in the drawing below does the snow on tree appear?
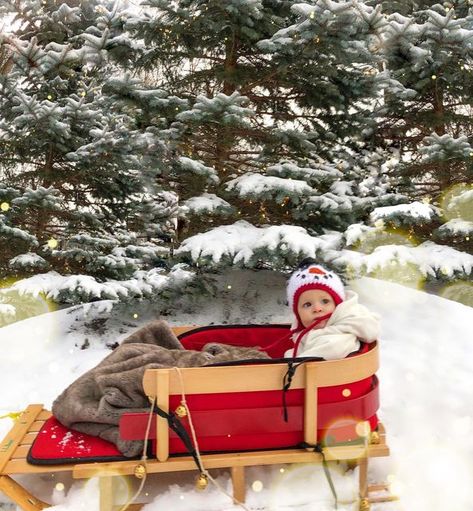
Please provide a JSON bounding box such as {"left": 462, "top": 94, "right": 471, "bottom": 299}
{"left": 1, "top": 0, "right": 472, "bottom": 318}
{"left": 0, "top": 0, "right": 197, "bottom": 307}
{"left": 119, "top": 0, "right": 411, "bottom": 273}
{"left": 375, "top": 2, "right": 473, "bottom": 199}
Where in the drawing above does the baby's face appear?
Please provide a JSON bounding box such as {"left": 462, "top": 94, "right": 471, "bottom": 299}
{"left": 297, "top": 289, "right": 336, "bottom": 328}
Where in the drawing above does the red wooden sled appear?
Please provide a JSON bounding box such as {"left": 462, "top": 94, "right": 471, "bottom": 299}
{"left": 0, "top": 324, "right": 394, "bottom": 511}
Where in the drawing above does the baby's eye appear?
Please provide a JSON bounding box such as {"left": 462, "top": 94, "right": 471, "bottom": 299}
{"left": 302, "top": 302, "right": 312, "bottom": 308}
{"left": 322, "top": 299, "right": 331, "bottom": 304}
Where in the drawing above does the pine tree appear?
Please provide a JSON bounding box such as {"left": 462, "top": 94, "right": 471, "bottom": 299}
{"left": 0, "top": 0, "right": 188, "bottom": 304}
{"left": 373, "top": 0, "right": 473, "bottom": 199}
{"left": 358, "top": 0, "right": 473, "bottom": 282}
{"left": 2, "top": 0, "right": 471, "bottom": 314}
{"left": 117, "top": 0, "right": 406, "bottom": 272}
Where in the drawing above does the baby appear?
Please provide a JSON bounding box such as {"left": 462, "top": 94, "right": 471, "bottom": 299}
{"left": 285, "top": 260, "right": 380, "bottom": 360}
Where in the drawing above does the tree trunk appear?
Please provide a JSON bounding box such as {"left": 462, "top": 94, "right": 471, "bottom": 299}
{"left": 214, "top": 34, "right": 239, "bottom": 178}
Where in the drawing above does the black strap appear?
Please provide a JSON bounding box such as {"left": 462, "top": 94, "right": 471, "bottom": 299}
{"left": 153, "top": 404, "right": 204, "bottom": 473}
{"left": 282, "top": 360, "right": 305, "bottom": 422}
{"left": 300, "top": 442, "right": 338, "bottom": 509}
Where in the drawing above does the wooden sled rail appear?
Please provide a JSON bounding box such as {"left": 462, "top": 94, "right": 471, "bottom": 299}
{"left": 0, "top": 326, "right": 395, "bottom": 511}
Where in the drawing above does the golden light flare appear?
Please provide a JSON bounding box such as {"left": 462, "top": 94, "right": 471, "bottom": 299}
{"left": 47, "top": 238, "right": 59, "bottom": 249}
{"left": 83, "top": 474, "right": 132, "bottom": 507}
{"left": 355, "top": 420, "right": 371, "bottom": 438}
{"left": 321, "top": 417, "right": 369, "bottom": 460}
{"left": 367, "top": 261, "right": 425, "bottom": 290}
{"left": 439, "top": 281, "right": 473, "bottom": 307}
{"left": 251, "top": 480, "right": 264, "bottom": 492}
{"left": 441, "top": 183, "right": 473, "bottom": 222}
{"left": 346, "top": 225, "right": 427, "bottom": 288}
{"left": 0, "top": 279, "right": 56, "bottom": 327}
{"left": 352, "top": 228, "right": 415, "bottom": 254}
{"left": 269, "top": 457, "right": 353, "bottom": 507}
{"left": 388, "top": 478, "right": 405, "bottom": 496}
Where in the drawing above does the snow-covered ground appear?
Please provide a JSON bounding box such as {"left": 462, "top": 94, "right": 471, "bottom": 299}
{"left": 1, "top": 271, "right": 472, "bottom": 511}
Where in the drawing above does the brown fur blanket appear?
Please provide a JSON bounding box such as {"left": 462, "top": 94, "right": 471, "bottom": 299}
{"left": 52, "top": 320, "right": 270, "bottom": 457}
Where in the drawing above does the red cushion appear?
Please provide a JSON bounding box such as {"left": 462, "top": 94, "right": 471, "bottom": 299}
{"left": 28, "top": 416, "right": 129, "bottom": 465}
{"left": 178, "top": 324, "right": 293, "bottom": 358}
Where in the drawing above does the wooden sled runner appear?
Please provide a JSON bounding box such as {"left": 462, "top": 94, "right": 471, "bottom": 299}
{"left": 0, "top": 325, "right": 395, "bottom": 511}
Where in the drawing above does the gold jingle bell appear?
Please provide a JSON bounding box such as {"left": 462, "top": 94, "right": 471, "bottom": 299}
{"left": 175, "top": 404, "right": 187, "bottom": 418}
{"left": 195, "top": 473, "right": 208, "bottom": 490}
{"left": 133, "top": 464, "right": 146, "bottom": 479}
{"left": 370, "top": 431, "right": 380, "bottom": 445}
{"left": 359, "top": 497, "right": 370, "bottom": 511}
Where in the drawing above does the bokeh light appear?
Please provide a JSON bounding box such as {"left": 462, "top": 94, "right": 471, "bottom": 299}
{"left": 439, "top": 281, "right": 473, "bottom": 307}
{"left": 353, "top": 228, "right": 416, "bottom": 254}
{"left": 47, "top": 238, "right": 59, "bottom": 249}
{"left": 321, "top": 417, "right": 368, "bottom": 460}
{"left": 0, "top": 202, "right": 10, "bottom": 212}
{"left": 269, "top": 460, "right": 352, "bottom": 509}
{"left": 368, "top": 261, "right": 425, "bottom": 290}
{"left": 251, "top": 480, "right": 264, "bottom": 492}
{"left": 441, "top": 183, "right": 473, "bottom": 222}
{"left": 347, "top": 227, "right": 426, "bottom": 289}
{"left": 84, "top": 474, "right": 132, "bottom": 507}
{"left": 0, "top": 282, "right": 56, "bottom": 327}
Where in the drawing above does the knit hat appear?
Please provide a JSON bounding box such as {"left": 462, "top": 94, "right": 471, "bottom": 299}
{"left": 287, "top": 263, "right": 345, "bottom": 330}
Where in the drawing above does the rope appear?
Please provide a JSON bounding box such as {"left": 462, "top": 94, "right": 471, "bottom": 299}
{"left": 172, "top": 367, "right": 252, "bottom": 511}
{"left": 0, "top": 411, "right": 22, "bottom": 421}
{"left": 282, "top": 360, "right": 305, "bottom": 422}
{"left": 117, "top": 396, "right": 156, "bottom": 511}
{"left": 300, "top": 442, "right": 338, "bottom": 509}
{"left": 152, "top": 404, "right": 203, "bottom": 472}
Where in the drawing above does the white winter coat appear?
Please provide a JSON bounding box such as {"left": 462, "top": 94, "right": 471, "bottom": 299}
{"left": 284, "top": 291, "right": 380, "bottom": 360}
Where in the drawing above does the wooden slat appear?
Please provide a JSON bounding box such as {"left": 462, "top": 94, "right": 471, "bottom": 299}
{"left": 20, "top": 432, "right": 37, "bottom": 446}
{"left": 10, "top": 444, "right": 30, "bottom": 459}
{"left": 359, "top": 457, "right": 368, "bottom": 499}
{"left": 37, "top": 411, "right": 52, "bottom": 421}
{"left": 304, "top": 364, "right": 318, "bottom": 445}
{"left": 368, "top": 483, "right": 390, "bottom": 492}
{"left": 0, "top": 405, "right": 44, "bottom": 474}
{"left": 156, "top": 370, "right": 170, "bottom": 462}
{"left": 0, "top": 475, "right": 49, "bottom": 511}
{"left": 3, "top": 458, "right": 74, "bottom": 474}
{"left": 143, "top": 343, "right": 379, "bottom": 396}
{"left": 231, "top": 466, "right": 245, "bottom": 503}
{"left": 369, "top": 495, "right": 399, "bottom": 503}
{"left": 29, "top": 421, "right": 46, "bottom": 433}
{"left": 99, "top": 476, "right": 115, "bottom": 511}
{"left": 73, "top": 443, "right": 389, "bottom": 479}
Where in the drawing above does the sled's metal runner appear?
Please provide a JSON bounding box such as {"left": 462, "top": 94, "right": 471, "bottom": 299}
{"left": 0, "top": 328, "right": 395, "bottom": 511}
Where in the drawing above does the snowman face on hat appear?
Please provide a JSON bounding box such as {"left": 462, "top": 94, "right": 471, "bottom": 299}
{"left": 287, "top": 264, "right": 345, "bottom": 330}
